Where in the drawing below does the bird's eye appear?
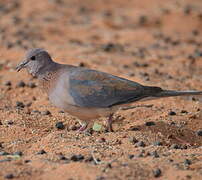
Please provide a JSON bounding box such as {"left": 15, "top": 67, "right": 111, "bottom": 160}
{"left": 30, "top": 56, "right": 36, "bottom": 60}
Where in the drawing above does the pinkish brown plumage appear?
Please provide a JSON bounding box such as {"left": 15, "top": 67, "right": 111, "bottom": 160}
{"left": 16, "top": 48, "right": 202, "bottom": 132}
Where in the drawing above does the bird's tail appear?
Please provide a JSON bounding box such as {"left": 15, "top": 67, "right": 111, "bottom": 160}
{"left": 154, "top": 89, "right": 202, "bottom": 97}
{"left": 143, "top": 86, "right": 202, "bottom": 100}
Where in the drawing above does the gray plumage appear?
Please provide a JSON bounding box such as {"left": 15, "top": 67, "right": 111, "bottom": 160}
{"left": 16, "top": 48, "right": 202, "bottom": 132}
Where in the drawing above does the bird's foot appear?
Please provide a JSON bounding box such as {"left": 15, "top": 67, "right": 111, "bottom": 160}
{"left": 106, "top": 113, "right": 114, "bottom": 132}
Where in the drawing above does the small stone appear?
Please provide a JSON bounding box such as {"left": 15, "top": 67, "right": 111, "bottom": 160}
{"left": 37, "top": 149, "right": 46, "bottom": 155}
{"left": 24, "top": 160, "right": 31, "bottom": 163}
{"left": 58, "top": 154, "right": 68, "bottom": 160}
{"left": 151, "top": 151, "right": 159, "bottom": 158}
{"left": 170, "top": 144, "right": 180, "bottom": 149}
{"left": 145, "top": 121, "right": 155, "bottom": 126}
{"left": 181, "top": 110, "right": 188, "bottom": 114}
{"left": 136, "top": 141, "right": 145, "bottom": 147}
{"left": 4, "top": 81, "right": 12, "bottom": 86}
{"left": 69, "top": 125, "right": 78, "bottom": 131}
{"left": 184, "top": 159, "right": 191, "bottom": 165}
{"left": 196, "top": 130, "right": 202, "bottom": 136}
{"left": 129, "top": 137, "right": 138, "bottom": 144}
{"left": 168, "top": 111, "right": 176, "bottom": 116}
{"left": 4, "top": 174, "right": 14, "bottom": 179}
{"left": 153, "top": 141, "right": 162, "bottom": 146}
{"left": 0, "top": 151, "right": 9, "bottom": 155}
{"left": 128, "top": 154, "right": 134, "bottom": 159}
{"left": 153, "top": 168, "right": 161, "bottom": 178}
{"left": 27, "top": 82, "right": 36, "bottom": 88}
{"left": 130, "top": 126, "right": 140, "bottom": 131}
{"left": 16, "top": 81, "right": 26, "bottom": 87}
{"left": 70, "top": 154, "right": 84, "bottom": 162}
{"left": 13, "top": 151, "right": 23, "bottom": 156}
{"left": 41, "top": 110, "right": 51, "bottom": 115}
{"left": 15, "top": 101, "right": 25, "bottom": 109}
{"left": 138, "top": 15, "right": 148, "bottom": 25}
{"left": 55, "top": 122, "right": 65, "bottom": 130}
{"left": 7, "top": 120, "right": 14, "bottom": 125}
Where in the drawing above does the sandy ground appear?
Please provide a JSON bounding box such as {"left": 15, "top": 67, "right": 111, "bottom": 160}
{"left": 0, "top": 0, "right": 202, "bottom": 179}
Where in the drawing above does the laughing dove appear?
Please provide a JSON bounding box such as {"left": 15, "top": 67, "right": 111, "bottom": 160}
{"left": 16, "top": 48, "right": 202, "bottom": 132}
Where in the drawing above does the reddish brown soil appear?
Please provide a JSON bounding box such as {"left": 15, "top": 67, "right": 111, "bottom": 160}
{"left": 0, "top": 0, "right": 202, "bottom": 179}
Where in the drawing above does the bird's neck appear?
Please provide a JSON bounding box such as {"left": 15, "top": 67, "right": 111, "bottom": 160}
{"left": 37, "top": 61, "right": 60, "bottom": 79}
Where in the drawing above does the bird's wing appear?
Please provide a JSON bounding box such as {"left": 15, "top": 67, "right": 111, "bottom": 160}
{"left": 68, "top": 69, "right": 148, "bottom": 108}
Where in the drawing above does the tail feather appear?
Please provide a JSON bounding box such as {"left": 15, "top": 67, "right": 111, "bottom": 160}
{"left": 154, "top": 89, "right": 202, "bottom": 98}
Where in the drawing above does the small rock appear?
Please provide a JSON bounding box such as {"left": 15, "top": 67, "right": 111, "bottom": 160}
{"left": 151, "top": 151, "right": 159, "bottom": 158}
{"left": 130, "top": 126, "right": 140, "bottom": 131}
{"left": 136, "top": 141, "right": 145, "bottom": 147}
{"left": 129, "top": 137, "right": 138, "bottom": 144}
{"left": 168, "top": 111, "right": 176, "bottom": 116}
{"left": 7, "top": 120, "right": 14, "bottom": 125}
{"left": 153, "top": 168, "right": 161, "bottom": 178}
{"left": 4, "top": 81, "right": 12, "bottom": 86}
{"left": 153, "top": 141, "right": 162, "bottom": 146}
{"left": 69, "top": 125, "right": 78, "bottom": 131}
{"left": 184, "top": 159, "right": 191, "bottom": 166}
{"left": 181, "top": 110, "right": 188, "bottom": 114}
{"left": 170, "top": 144, "right": 180, "bottom": 149}
{"left": 16, "top": 81, "right": 26, "bottom": 87}
{"left": 58, "top": 154, "right": 68, "bottom": 160}
{"left": 13, "top": 151, "right": 23, "bottom": 156}
{"left": 70, "top": 154, "right": 84, "bottom": 162}
{"left": 15, "top": 101, "right": 25, "bottom": 109}
{"left": 24, "top": 160, "right": 31, "bottom": 163}
{"left": 41, "top": 110, "right": 51, "bottom": 115}
{"left": 0, "top": 151, "right": 9, "bottom": 156}
{"left": 4, "top": 174, "right": 14, "bottom": 179}
{"left": 27, "top": 82, "right": 36, "bottom": 88}
{"left": 37, "top": 149, "right": 46, "bottom": 155}
{"left": 196, "top": 130, "right": 202, "bottom": 136}
{"left": 128, "top": 154, "right": 134, "bottom": 159}
{"left": 55, "top": 122, "right": 65, "bottom": 130}
{"left": 145, "top": 121, "right": 155, "bottom": 126}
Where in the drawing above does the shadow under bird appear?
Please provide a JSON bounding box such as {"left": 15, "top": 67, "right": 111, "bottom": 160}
{"left": 16, "top": 48, "right": 202, "bottom": 132}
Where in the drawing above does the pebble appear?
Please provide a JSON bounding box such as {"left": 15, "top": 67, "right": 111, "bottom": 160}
{"left": 16, "top": 80, "right": 26, "bottom": 87}
{"left": 27, "top": 82, "right": 36, "bottom": 88}
{"left": 55, "top": 122, "right": 65, "bottom": 130}
{"left": 153, "top": 168, "right": 162, "bottom": 177}
{"left": 150, "top": 151, "right": 159, "bottom": 158}
{"left": 13, "top": 151, "right": 23, "bottom": 156}
{"left": 128, "top": 154, "right": 134, "bottom": 159}
{"left": 136, "top": 141, "right": 145, "bottom": 147}
{"left": 4, "top": 174, "right": 14, "bottom": 179}
{"left": 15, "top": 101, "right": 25, "bottom": 109}
{"left": 145, "top": 121, "right": 155, "bottom": 126}
{"left": 170, "top": 144, "right": 180, "bottom": 149}
{"left": 168, "top": 111, "right": 176, "bottom": 116}
{"left": 196, "top": 130, "right": 202, "bottom": 136}
{"left": 41, "top": 110, "right": 51, "bottom": 115}
{"left": 184, "top": 159, "right": 191, "bottom": 166}
{"left": 0, "top": 151, "right": 9, "bottom": 155}
{"left": 37, "top": 149, "right": 46, "bottom": 155}
{"left": 153, "top": 141, "right": 162, "bottom": 146}
{"left": 129, "top": 137, "right": 138, "bottom": 144}
{"left": 4, "top": 81, "right": 12, "bottom": 86}
{"left": 70, "top": 154, "right": 84, "bottom": 162}
{"left": 7, "top": 120, "right": 14, "bottom": 125}
{"left": 24, "top": 160, "right": 31, "bottom": 163}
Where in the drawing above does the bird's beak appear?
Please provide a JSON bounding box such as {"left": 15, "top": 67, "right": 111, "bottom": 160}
{"left": 16, "top": 59, "right": 29, "bottom": 72}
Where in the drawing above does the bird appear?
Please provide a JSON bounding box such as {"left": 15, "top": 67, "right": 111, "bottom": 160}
{"left": 16, "top": 48, "right": 202, "bottom": 132}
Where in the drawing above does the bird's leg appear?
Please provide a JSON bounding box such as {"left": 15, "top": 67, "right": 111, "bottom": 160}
{"left": 106, "top": 113, "right": 114, "bottom": 132}
{"left": 77, "top": 120, "right": 88, "bottom": 132}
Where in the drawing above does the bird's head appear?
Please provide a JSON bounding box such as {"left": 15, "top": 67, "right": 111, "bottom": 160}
{"left": 16, "top": 48, "right": 53, "bottom": 77}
